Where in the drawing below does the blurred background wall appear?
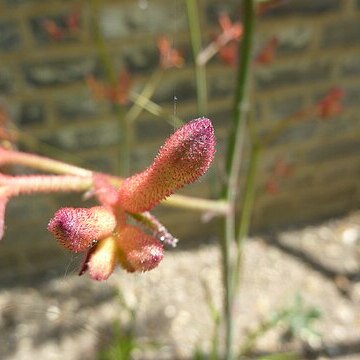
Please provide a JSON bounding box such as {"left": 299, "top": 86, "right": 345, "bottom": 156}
{"left": 0, "top": 0, "right": 359, "bottom": 284}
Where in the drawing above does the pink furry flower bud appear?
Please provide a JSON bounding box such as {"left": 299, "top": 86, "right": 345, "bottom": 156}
{"left": 117, "top": 118, "right": 215, "bottom": 213}
{"left": 48, "top": 206, "right": 116, "bottom": 252}
{"left": 117, "top": 225, "right": 164, "bottom": 272}
{"left": 80, "top": 236, "right": 118, "bottom": 281}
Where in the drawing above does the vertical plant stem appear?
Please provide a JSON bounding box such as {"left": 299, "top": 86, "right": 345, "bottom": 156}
{"left": 220, "top": 1, "right": 256, "bottom": 359}
{"left": 223, "top": 0, "right": 255, "bottom": 185}
{"left": 185, "top": 0, "right": 208, "bottom": 115}
{"left": 221, "top": 213, "right": 235, "bottom": 360}
{"left": 233, "top": 143, "right": 260, "bottom": 290}
{"left": 90, "top": 0, "right": 130, "bottom": 176}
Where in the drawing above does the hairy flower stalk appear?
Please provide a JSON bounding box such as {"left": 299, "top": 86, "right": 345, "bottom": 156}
{"left": 117, "top": 118, "right": 215, "bottom": 213}
{"left": 0, "top": 174, "right": 93, "bottom": 241}
{"left": 0, "top": 147, "right": 92, "bottom": 176}
{"left": 0, "top": 174, "right": 92, "bottom": 195}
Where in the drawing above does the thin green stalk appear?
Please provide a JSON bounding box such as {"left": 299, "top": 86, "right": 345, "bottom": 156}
{"left": 90, "top": 0, "right": 117, "bottom": 86}
{"left": 233, "top": 143, "right": 261, "bottom": 291}
{"left": 125, "top": 69, "right": 164, "bottom": 124}
{"left": 162, "top": 195, "right": 229, "bottom": 214}
{"left": 128, "top": 92, "right": 184, "bottom": 127}
{"left": 90, "top": 0, "right": 130, "bottom": 176}
{"left": 221, "top": 218, "right": 235, "bottom": 360}
{"left": 223, "top": 0, "right": 255, "bottom": 194}
{"left": 185, "top": 0, "right": 208, "bottom": 115}
{"left": 220, "top": 1, "right": 256, "bottom": 359}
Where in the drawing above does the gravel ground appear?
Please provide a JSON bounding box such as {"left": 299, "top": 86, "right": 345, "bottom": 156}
{"left": 0, "top": 211, "right": 359, "bottom": 360}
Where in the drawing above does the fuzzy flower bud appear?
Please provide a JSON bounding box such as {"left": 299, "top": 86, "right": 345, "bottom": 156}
{"left": 80, "top": 236, "right": 118, "bottom": 281}
{"left": 117, "top": 118, "right": 215, "bottom": 213}
{"left": 117, "top": 225, "right": 164, "bottom": 272}
{"left": 48, "top": 206, "right": 116, "bottom": 252}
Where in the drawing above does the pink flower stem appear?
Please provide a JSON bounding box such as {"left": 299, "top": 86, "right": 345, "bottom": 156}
{"left": 0, "top": 149, "right": 227, "bottom": 213}
{"left": 0, "top": 148, "right": 92, "bottom": 176}
{"left": 0, "top": 174, "right": 93, "bottom": 196}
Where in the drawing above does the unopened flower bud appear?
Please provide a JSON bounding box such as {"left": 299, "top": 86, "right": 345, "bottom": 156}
{"left": 117, "top": 118, "right": 215, "bottom": 213}
{"left": 48, "top": 206, "right": 116, "bottom": 252}
{"left": 117, "top": 225, "right": 164, "bottom": 272}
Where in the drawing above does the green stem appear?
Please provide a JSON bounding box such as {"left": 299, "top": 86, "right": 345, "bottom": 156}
{"left": 90, "top": 0, "right": 117, "bottom": 85}
{"left": 162, "top": 194, "right": 228, "bottom": 214}
{"left": 220, "top": 1, "right": 256, "bottom": 359}
{"left": 90, "top": 0, "right": 130, "bottom": 176}
{"left": 185, "top": 0, "right": 208, "bottom": 115}
{"left": 223, "top": 0, "right": 255, "bottom": 192}
{"left": 233, "top": 143, "right": 260, "bottom": 291}
{"left": 221, "top": 216, "right": 234, "bottom": 360}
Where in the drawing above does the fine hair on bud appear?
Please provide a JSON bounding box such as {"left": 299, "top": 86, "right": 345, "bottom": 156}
{"left": 117, "top": 118, "right": 215, "bottom": 213}
{"left": 117, "top": 225, "right": 164, "bottom": 272}
{"left": 48, "top": 206, "right": 116, "bottom": 252}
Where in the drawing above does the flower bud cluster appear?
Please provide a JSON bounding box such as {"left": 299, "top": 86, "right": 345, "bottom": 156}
{"left": 47, "top": 118, "right": 215, "bottom": 280}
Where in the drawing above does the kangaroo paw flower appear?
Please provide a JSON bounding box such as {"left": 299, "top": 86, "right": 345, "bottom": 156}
{"left": 7, "top": 118, "right": 216, "bottom": 281}
{"left": 117, "top": 225, "right": 164, "bottom": 272}
{"left": 48, "top": 206, "right": 116, "bottom": 252}
{"left": 117, "top": 118, "right": 215, "bottom": 213}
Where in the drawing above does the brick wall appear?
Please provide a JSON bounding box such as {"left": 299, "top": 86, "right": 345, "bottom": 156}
{"left": 0, "top": 0, "right": 359, "bottom": 282}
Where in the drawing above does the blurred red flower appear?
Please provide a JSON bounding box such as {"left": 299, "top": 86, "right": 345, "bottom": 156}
{"left": 157, "top": 36, "right": 184, "bottom": 69}
{"left": 316, "top": 87, "right": 345, "bottom": 119}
